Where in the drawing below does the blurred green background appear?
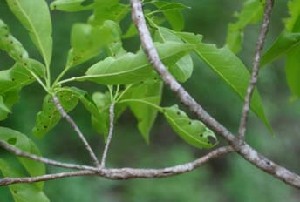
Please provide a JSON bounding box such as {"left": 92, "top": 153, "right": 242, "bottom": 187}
{"left": 1, "top": 0, "right": 300, "bottom": 201}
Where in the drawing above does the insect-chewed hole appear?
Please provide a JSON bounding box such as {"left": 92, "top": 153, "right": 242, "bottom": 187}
{"left": 208, "top": 136, "right": 216, "bottom": 145}
{"left": 188, "top": 121, "right": 192, "bottom": 125}
{"left": 176, "top": 111, "right": 181, "bottom": 116}
{"left": 7, "top": 138, "right": 17, "bottom": 145}
{"left": 43, "top": 125, "right": 48, "bottom": 129}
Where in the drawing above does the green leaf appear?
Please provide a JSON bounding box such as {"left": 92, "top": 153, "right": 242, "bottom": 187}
{"left": 0, "top": 19, "right": 28, "bottom": 61}
{"left": 285, "top": 45, "right": 300, "bottom": 97}
{"left": 261, "top": 32, "right": 300, "bottom": 65}
{"left": 90, "top": 0, "right": 129, "bottom": 25}
{"left": 0, "top": 59, "right": 45, "bottom": 94}
{"left": 176, "top": 32, "right": 271, "bottom": 130}
{"left": 32, "top": 89, "right": 79, "bottom": 137}
{"left": 0, "top": 96, "right": 10, "bottom": 120}
{"left": 0, "top": 91, "right": 19, "bottom": 121}
{"left": 0, "top": 127, "right": 45, "bottom": 188}
{"left": 50, "top": 0, "right": 93, "bottom": 12}
{"left": 85, "top": 42, "right": 194, "bottom": 84}
{"left": 226, "top": 0, "right": 263, "bottom": 53}
{"left": 67, "top": 20, "right": 121, "bottom": 67}
{"left": 285, "top": 0, "right": 300, "bottom": 32}
{"left": 91, "top": 91, "right": 111, "bottom": 135}
{"left": 155, "top": 27, "right": 193, "bottom": 82}
{"left": 163, "top": 105, "right": 217, "bottom": 148}
{"left": 92, "top": 91, "right": 126, "bottom": 137}
{"left": 0, "top": 160, "right": 49, "bottom": 202}
{"left": 125, "top": 81, "right": 163, "bottom": 142}
{"left": 152, "top": 1, "right": 188, "bottom": 31}
{"left": 6, "top": 0, "right": 52, "bottom": 67}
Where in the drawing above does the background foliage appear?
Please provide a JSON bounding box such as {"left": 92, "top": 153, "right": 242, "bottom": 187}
{"left": 1, "top": 0, "right": 300, "bottom": 201}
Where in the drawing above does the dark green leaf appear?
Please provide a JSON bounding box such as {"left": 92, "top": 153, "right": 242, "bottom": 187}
{"left": 32, "top": 89, "right": 79, "bottom": 137}
{"left": 176, "top": 31, "right": 271, "bottom": 131}
{"left": 163, "top": 105, "right": 217, "bottom": 148}
{"left": 85, "top": 42, "right": 194, "bottom": 84}
{"left": 6, "top": 0, "right": 52, "bottom": 67}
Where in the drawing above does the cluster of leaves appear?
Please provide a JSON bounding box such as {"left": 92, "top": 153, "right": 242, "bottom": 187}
{"left": 0, "top": 0, "right": 283, "bottom": 201}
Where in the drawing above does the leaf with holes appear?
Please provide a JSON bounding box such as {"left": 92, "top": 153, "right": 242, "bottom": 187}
{"left": 0, "top": 127, "right": 45, "bottom": 189}
{"left": 32, "top": 89, "right": 79, "bottom": 137}
{"left": 0, "top": 19, "right": 28, "bottom": 61}
{"left": 6, "top": 0, "right": 52, "bottom": 67}
{"left": 163, "top": 105, "right": 217, "bottom": 148}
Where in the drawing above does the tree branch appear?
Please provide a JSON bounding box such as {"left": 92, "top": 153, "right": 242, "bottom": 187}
{"left": 52, "top": 96, "right": 100, "bottom": 167}
{"left": 0, "top": 140, "right": 95, "bottom": 171}
{"left": 100, "top": 103, "right": 115, "bottom": 168}
{"left": 238, "top": 0, "right": 274, "bottom": 140}
{"left": 131, "top": 0, "right": 300, "bottom": 189}
{"left": 0, "top": 146, "right": 233, "bottom": 186}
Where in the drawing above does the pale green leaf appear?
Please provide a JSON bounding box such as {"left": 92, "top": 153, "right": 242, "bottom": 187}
{"left": 0, "top": 96, "right": 10, "bottom": 120}
{"left": 6, "top": 0, "right": 52, "bottom": 67}
{"left": 90, "top": 0, "right": 129, "bottom": 25}
{"left": 155, "top": 27, "right": 193, "bottom": 82}
{"left": 163, "top": 105, "right": 217, "bottom": 149}
{"left": 67, "top": 20, "right": 121, "bottom": 67}
{"left": 85, "top": 42, "right": 194, "bottom": 84}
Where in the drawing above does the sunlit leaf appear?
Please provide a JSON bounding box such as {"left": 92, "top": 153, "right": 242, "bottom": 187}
{"left": 285, "top": 0, "right": 300, "bottom": 32}
{"left": 155, "top": 27, "right": 193, "bottom": 82}
{"left": 67, "top": 20, "right": 121, "bottom": 67}
{"left": 90, "top": 0, "right": 129, "bottom": 25}
{"left": 85, "top": 42, "right": 195, "bottom": 84}
{"left": 163, "top": 105, "right": 217, "bottom": 148}
{"left": 6, "top": 0, "right": 52, "bottom": 67}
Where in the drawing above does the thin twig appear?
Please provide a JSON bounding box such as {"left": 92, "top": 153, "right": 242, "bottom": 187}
{"left": 131, "top": 0, "right": 300, "bottom": 189}
{"left": 100, "top": 104, "right": 115, "bottom": 168}
{"left": 0, "top": 146, "right": 233, "bottom": 186}
{"left": 0, "top": 140, "right": 95, "bottom": 171}
{"left": 238, "top": 0, "right": 274, "bottom": 141}
{"left": 52, "top": 96, "right": 100, "bottom": 167}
